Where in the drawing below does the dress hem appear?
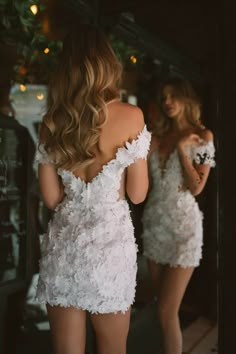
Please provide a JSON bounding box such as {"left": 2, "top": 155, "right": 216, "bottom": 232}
{"left": 143, "top": 253, "right": 201, "bottom": 268}
{"left": 35, "top": 297, "right": 133, "bottom": 315}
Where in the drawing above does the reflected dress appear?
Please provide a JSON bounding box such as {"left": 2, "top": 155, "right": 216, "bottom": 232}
{"left": 35, "top": 126, "right": 151, "bottom": 313}
{"left": 141, "top": 141, "right": 215, "bottom": 267}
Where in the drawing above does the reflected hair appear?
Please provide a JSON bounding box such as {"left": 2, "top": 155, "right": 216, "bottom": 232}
{"left": 39, "top": 24, "right": 122, "bottom": 171}
{"left": 153, "top": 77, "right": 203, "bottom": 138}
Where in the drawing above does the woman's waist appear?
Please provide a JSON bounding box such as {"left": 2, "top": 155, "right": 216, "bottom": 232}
{"left": 44, "top": 201, "right": 134, "bottom": 246}
{"left": 142, "top": 193, "right": 201, "bottom": 227}
{"left": 53, "top": 198, "right": 130, "bottom": 223}
{"left": 56, "top": 195, "right": 128, "bottom": 210}
{"left": 145, "top": 189, "right": 198, "bottom": 208}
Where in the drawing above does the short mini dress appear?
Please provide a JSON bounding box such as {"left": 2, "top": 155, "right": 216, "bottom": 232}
{"left": 141, "top": 140, "right": 215, "bottom": 268}
{"left": 35, "top": 126, "right": 151, "bottom": 313}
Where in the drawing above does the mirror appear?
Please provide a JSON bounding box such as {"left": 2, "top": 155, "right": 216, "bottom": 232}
{"left": 107, "top": 23, "right": 218, "bottom": 354}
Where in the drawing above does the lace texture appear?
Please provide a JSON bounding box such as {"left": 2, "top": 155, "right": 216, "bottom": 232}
{"left": 35, "top": 126, "right": 151, "bottom": 313}
{"left": 35, "top": 144, "right": 54, "bottom": 164}
{"left": 142, "top": 140, "right": 215, "bottom": 268}
{"left": 190, "top": 140, "right": 216, "bottom": 167}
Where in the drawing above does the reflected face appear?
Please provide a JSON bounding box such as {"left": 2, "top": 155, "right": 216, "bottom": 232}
{"left": 162, "top": 85, "right": 185, "bottom": 119}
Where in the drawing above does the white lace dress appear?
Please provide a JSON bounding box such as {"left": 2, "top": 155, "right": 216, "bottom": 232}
{"left": 141, "top": 141, "right": 215, "bottom": 268}
{"left": 35, "top": 126, "right": 151, "bottom": 313}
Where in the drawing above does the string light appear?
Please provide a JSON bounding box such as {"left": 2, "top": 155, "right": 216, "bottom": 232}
{"left": 130, "top": 55, "right": 137, "bottom": 64}
{"left": 30, "top": 4, "right": 38, "bottom": 15}
{"left": 20, "top": 84, "right": 27, "bottom": 92}
{"left": 44, "top": 48, "right": 50, "bottom": 54}
{"left": 37, "top": 93, "right": 44, "bottom": 100}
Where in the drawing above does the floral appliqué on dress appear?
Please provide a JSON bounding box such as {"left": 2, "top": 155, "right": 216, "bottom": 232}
{"left": 142, "top": 140, "right": 215, "bottom": 268}
{"left": 35, "top": 126, "right": 151, "bottom": 313}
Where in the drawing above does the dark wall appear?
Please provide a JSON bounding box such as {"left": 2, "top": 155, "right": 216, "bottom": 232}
{"left": 218, "top": 1, "right": 236, "bottom": 353}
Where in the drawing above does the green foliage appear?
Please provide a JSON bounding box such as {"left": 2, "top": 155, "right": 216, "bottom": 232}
{"left": 0, "top": 0, "right": 62, "bottom": 84}
{"left": 0, "top": 1, "right": 146, "bottom": 83}
{"left": 110, "top": 34, "right": 145, "bottom": 70}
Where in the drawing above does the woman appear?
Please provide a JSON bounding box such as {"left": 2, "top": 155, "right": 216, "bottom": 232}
{"left": 35, "top": 24, "right": 151, "bottom": 354}
{"left": 141, "top": 77, "right": 215, "bottom": 354}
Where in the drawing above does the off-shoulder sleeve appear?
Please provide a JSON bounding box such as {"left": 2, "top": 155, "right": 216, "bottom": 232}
{"left": 116, "top": 125, "right": 152, "bottom": 167}
{"left": 35, "top": 143, "right": 54, "bottom": 164}
{"left": 191, "top": 140, "right": 216, "bottom": 167}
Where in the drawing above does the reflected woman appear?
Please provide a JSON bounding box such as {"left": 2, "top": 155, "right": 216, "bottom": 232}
{"left": 141, "top": 77, "right": 215, "bottom": 354}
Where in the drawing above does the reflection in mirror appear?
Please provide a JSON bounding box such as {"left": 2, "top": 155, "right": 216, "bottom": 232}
{"left": 140, "top": 77, "right": 216, "bottom": 354}
{"left": 0, "top": 2, "right": 218, "bottom": 354}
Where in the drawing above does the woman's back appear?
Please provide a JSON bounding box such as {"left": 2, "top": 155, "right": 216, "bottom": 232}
{"left": 39, "top": 101, "right": 150, "bottom": 207}
{"left": 72, "top": 101, "right": 143, "bottom": 183}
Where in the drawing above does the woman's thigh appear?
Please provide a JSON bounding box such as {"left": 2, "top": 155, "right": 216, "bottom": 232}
{"left": 158, "top": 266, "right": 194, "bottom": 314}
{"left": 148, "top": 259, "right": 164, "bottom": 296}
{"left": 47, "top": 304, "right": 86, "bottom": 354}
{"left": 90, "top": 308, "right": 131, "bottom": 354}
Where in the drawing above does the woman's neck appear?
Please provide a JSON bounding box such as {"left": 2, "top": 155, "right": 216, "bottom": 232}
{"left": 171, "top": 117, "right": 192, "bottom": 134}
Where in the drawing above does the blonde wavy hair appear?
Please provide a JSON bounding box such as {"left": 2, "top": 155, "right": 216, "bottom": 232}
{"left": 39, "top": 24, "right": 122, "bottom": 171}
{"left": 153, "top": 77, "right": 203, "bottom": 138}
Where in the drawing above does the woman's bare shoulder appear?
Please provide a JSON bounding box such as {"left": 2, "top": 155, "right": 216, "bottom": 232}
{"left": 113, "top": 102, "right": 143, "bottom": 120}
{"left": 197, "top": 127, "right": 214, "bottom": 142}
{"left": 111, "top": 102, "right": 145, "bottom": 138}
{"left": 105, "top": 102, "right": 145, "bottom": 144}
{"left": 126, "top": 105, "right": 145, "bottom": 138}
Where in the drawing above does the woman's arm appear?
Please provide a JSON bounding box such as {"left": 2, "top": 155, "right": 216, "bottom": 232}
{"left": 38, "top": 163, "right": 65, "bottom": 209}
{"left": 177, "top": 130, "right": 214, "bottom": 196}
{"left": 126, "top": 109, "right": 150, "bottom": 204}
{"left": 127, "top": 159, "right": 149, "bottom": 204}
{"left": 37, "top": 123, "right": 65, "bottom": 209}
